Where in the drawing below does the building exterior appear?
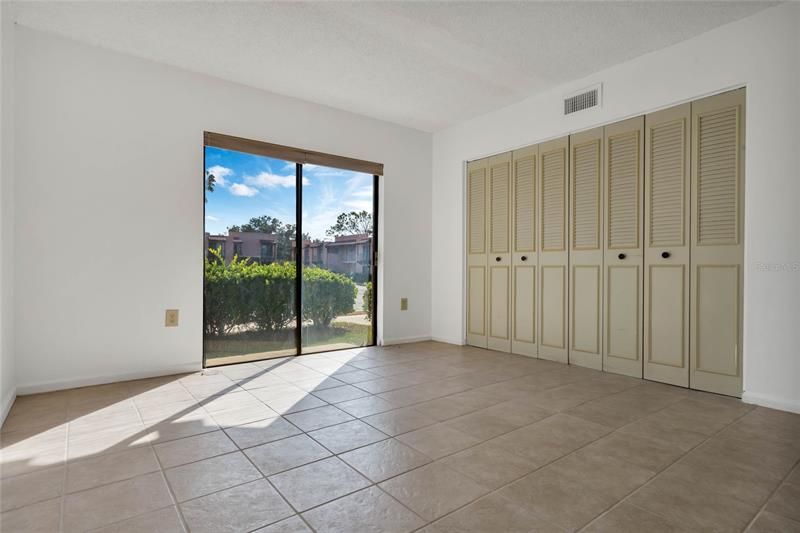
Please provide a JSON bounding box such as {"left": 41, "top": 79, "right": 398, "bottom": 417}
{"left": 205, "top": 231, "right": 372, "bottom": 276}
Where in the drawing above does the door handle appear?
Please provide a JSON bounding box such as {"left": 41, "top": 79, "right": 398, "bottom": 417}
{"left": 495, "top": 257, "right": 501, "bottom": 262}
{"left": 521, "top": 256, "right": 528, "bottom": 262}
{"left": 618, "top": 253, "right": 626, "bottom": 260}
{"left": 661, "top": 251, "right": 671, "bottom": 259}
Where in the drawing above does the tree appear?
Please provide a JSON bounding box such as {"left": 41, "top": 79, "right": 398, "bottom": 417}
{"left": 204, "top": 171, "right": 216, "bottom": 203}
{"left": 326, "top": 211, "right": 373, "bottom": 237}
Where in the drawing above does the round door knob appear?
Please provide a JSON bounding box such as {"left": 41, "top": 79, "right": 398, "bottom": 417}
{"left": 495, "top": 257, "right": 501, "bottom": 262}
{"left": 521, "top": 256, "right": 528, "bottom": 262}
{"left": 618, "top": 253, "right": 626, "bottom": 260}
{"left": 661, "top": 251, "right": 671, "bottom": 259}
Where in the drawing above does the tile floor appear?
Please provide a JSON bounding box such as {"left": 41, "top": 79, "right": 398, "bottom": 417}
{"left": 1, "top": 341, "right": 798, "bottom": 532}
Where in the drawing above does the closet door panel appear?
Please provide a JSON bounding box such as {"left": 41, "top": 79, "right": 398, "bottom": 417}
{"left": 487, "top": 153, "right": 513, "bottom": 352}
{"left": 538, "top": 137, "right": 569, "bottom": 363}
{"left": 511, "top": 145, "right": 538, "bottom": 357}
{"left": 690, "top": 88, "right": 745, "bottom": 397}
{"left": 644, "top": 104, "right": 691, "bottom": 387}
{"left": 603, "top": 117, "right": 644, "bottom": 377}
{"left": 466, "top": 159, "right": 488, "bottom": 347}
{"left": 569, "top": 128, "right": 603, "bottom": 370}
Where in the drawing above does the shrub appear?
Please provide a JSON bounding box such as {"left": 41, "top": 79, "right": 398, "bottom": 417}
{"left": 363, "top": 281, "right": 373, "bottom": 320}
{"left": 203, "top": 252, "right": 357, "bottom": 334}
{"left": 302, "top": 267, "right": 357, "bottom": 327}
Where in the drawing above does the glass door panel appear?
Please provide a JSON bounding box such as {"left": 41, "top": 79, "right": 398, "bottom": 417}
{"left": 203, "top": 146, "right": 297, "bottom": 366}
{"left": 301, "top": 166, "right": 376, "bottom": 354}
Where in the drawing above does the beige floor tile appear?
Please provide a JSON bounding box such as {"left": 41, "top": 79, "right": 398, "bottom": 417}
{"left": 0, "top": 466, "right": 64, "bottom": 512}
{"left": 492, "top": 413, "right": 609, "bottom": 467}
{"left": 180, "top": 479, "right": 294, "bottom": 533}
{"left": 254, "top": 515, "right": 313, "bottom": 532}
{"left": 210, "top": 403, "right": 278, "bottom": 428}
{"left": 92, "top": 505, "right": 185, "bottom": 533}
{"left": 302, "top": 486, "right": 424, "bottom": 533}
{"left": 245, "top": 434, "right": 331, "bottom": 476}
{"left": 412, "top": 397, "right": 480, "bottom": 421}
{"left": 627, "top": 471, "right": 760, "bottom": 532}
{"left": 439, "top": 440, "right": 538, "bottom": 490}
{"left": 223, "top": 417, "right": 302, "bottom": 449}
{"left": 498, "top": 466, "right": 619, "bottom": 531}
{"left": 63, "top": 471, "right": 172, "bottom": 532}
{"left": 284, "top": 405, "right": 355, "bottom": 432}
{"left": 379, "top": 462, "right": 489, "bottom": 521}
{"left": 579, "top": 431, "right": 683, "bottom": 473}
{"left": 269, "top": 457, "right": 370, "bottom": 512}
{"left": 431, "top": 492, "right": 563, "bottom": 533}
{"left": 67, "top": 446, "right": 160, "bottom": 493}
{"left": 165, "top": 451, "right": 261, "bottom": 502}
{"left": 198, "top": 390, "right": 263, "bottom": 413}
{"left": 548, "top": 450, "right": 655, "bottom": 500}
{"left": 690, "top": 435, "right": 799, "bottom": 480}
{"left": 443, "top": 410, "right": 519, "bottom": 441}
{"left": 265, "top": 395, "right": 328, "bottom": 415}
{"left": 339, "top": 438, "right": 431, "bottom": 483}
{"left": 582, "top": 502, "right": 686, "bottom": 533}
{"left": 0, "top": 497, "right": 61, "bottom": 533}
{"left": 396, "top": 424, "right": 480, "bottom": 459}
{"left": 334, "top": 370, "right": 380, "bottom": 385}
{"left": 616, "top": 414, "right": 707, "bottom": 452}
{"left": 747, "top": 510, "right": 800, "bottom": 533}
{"left": 308, "top": 420, "right": 388, "bottom": 454}
{"left": 153, "top": 429, "right": 237, "bottom": 469}
{"left": 67, "top": 424, "right": 154, "bottom": 460}
{"left": 765, "top": 482, "right": 800, "bottom": 522}
{"left": 362, "top": 407, "right": 438, "bottom": 436}
{"left": 293, "top": 379, "right": 351, "bottom": 396}
{"left": 335, "top": 395, "right": 396, "bottom": 418}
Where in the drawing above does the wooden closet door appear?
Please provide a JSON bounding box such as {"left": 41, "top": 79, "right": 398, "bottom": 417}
{"left": 511, "top": 145, "right": 538, "bottom": 357}
{"left": 690, "top": 88, "right": 745, "bottom": 397}
{"left": 466, "top": 158, "right": 488, "bottom": 348}
{"left": 603, "top": 117, "right": 645, "bottom": 378}
{"left": 538, "top": 137, "right": 569, "bottom": 364}
{"left": 644, "top": 103, "right": 691, "bottom": 387}
{"left": 487, "top": 153, "right": 513, "bottom": 352}
{"left": 569, "top": 128, "right": 603, "bottom": 370}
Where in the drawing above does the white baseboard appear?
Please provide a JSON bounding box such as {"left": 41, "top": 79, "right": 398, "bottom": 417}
{"left": 381, "top": 336, "right": 432, "bottom": 346}
{"left": 1, "top": 386, "right": 16, "bottom": 427}
{"left": 742, "top": 391, "right": 800, "bottom": 414}
{"left": 16, "top": 363, "right": 202, "bottom": 396}
{"left": 431, "top": 336, "right": 465, "bottom": 346}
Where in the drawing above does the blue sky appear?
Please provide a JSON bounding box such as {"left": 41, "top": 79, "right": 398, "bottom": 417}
{"left": 204, "top": 147, "right": 374, "bottom": 240}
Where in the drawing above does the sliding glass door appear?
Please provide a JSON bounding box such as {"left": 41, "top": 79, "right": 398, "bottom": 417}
{"left": 301, "top": 166, "right": 376, "bottom": 354}
{"left": 203, "top": 136, "right": 378, "bottom": 367}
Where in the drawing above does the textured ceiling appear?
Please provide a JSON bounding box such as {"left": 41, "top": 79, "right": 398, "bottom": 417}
{"left": 11, "top": 1, "right": 774, "bottom": 132}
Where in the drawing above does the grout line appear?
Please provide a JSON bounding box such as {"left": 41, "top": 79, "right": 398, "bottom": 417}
{"left": 741, "top": 458, "right": 800, "bottom": 531}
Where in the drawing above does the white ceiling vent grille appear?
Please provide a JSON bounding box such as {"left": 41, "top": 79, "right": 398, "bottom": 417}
{"left": 564, "top": 84, "right": 602, "bottom": 115}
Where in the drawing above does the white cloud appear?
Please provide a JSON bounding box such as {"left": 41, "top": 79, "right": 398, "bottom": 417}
{"left": 207, "top": 165, "right": 233, "bottom": 186}
{"left": 205, "top": 215, "right": 220, "bottom": 222}
{"left": 229, "top": 183, "right": 258, "bottom": 197}
{"left": 245, "top": 172, "right": 309, "bottom": 188}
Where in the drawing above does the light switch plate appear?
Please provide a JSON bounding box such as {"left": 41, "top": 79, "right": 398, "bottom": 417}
{"left": 400, "top": 298, "right": 408, "bottom": 311}
{"left": 165, "top": 309, "right": 179, "bottom": 327}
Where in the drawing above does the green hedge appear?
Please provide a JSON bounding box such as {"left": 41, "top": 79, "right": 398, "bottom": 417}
{"left": 204, "top": 249, "right": 356, "bottom": 336}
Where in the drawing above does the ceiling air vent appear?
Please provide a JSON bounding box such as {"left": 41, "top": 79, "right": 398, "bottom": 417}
{"left": 564, "top": 84, "right": 601, "bottom": 115}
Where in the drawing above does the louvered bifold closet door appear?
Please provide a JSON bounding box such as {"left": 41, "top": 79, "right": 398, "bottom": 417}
{"left": 466, "top": 158, "right": 489, "bottom": 348}
{"left": 643, "top": 103, "right": 691, "bottom": 388}
{"left": 603, "top": 117, "right": 645, "bottom": 378}
{"left": 569, "top": 128, "right": 603, "bottom": 370}
{"left": 511, "top": 145, "right": 538, "bottom": 357}
{"left": 690, "top": 89, "right": 745, "bottom": 397}
{"left": 538, "top": 137, "right": 569, "bottom": 363}
{"left": 487, "top": 153, "right": 513, "bottom": 352}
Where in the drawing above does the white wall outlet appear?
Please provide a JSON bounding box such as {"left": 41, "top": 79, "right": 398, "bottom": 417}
{"left": 165, "top": 309, "right": 179, "bottom": 327}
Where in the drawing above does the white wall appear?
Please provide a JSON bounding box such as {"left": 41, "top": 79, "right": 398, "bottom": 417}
{"left": 432, "top": 4, "right": 800, "bottom": 412}
{"left": 0, "top": 5, "right": 17, "bottom": 422}
{"left": 14, "top": 27, "right": 432, "bottom": 393}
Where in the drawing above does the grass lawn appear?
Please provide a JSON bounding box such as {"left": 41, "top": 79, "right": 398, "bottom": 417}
{"left": 204, "top": 321, "right": 372, "bottom": 362}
